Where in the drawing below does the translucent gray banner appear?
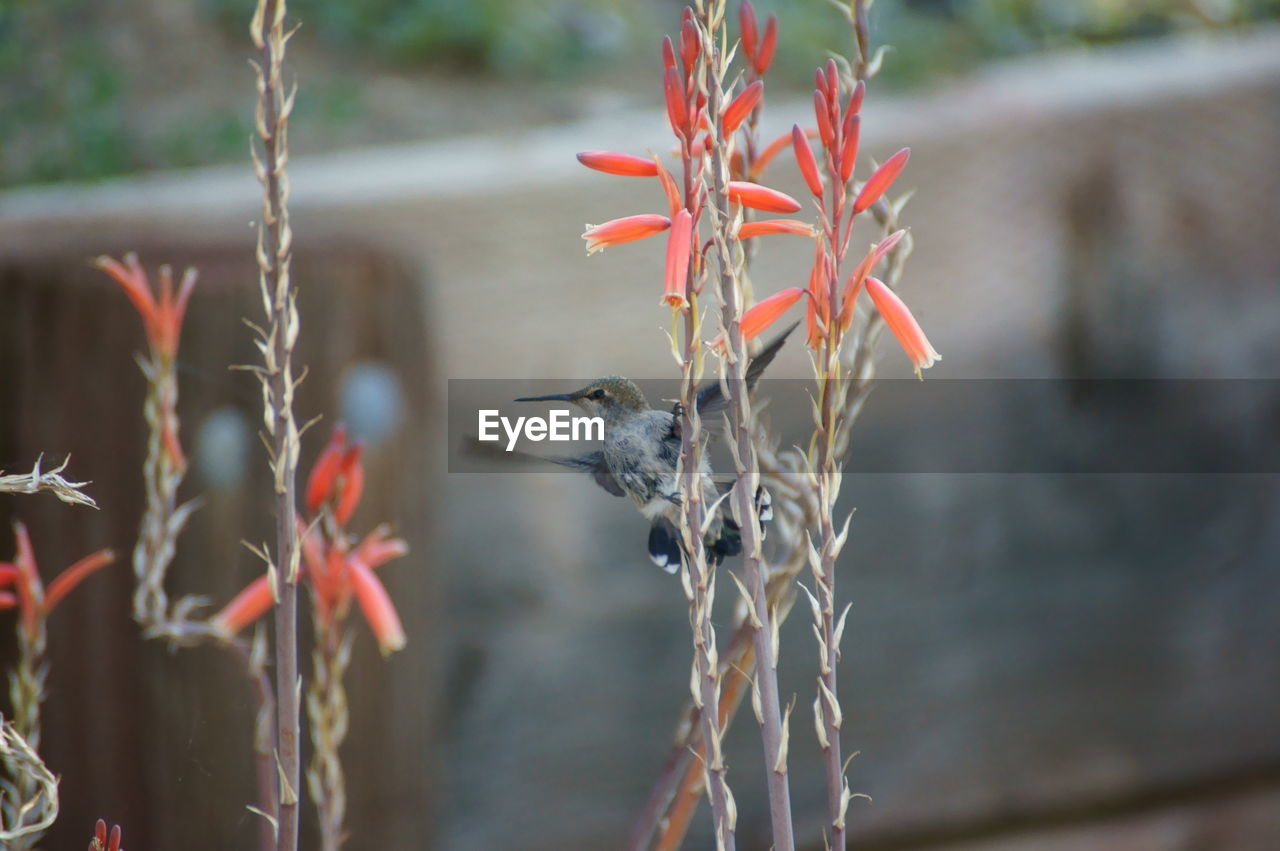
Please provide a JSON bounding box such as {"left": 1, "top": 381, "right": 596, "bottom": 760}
{"left": 448, "top": 379, "right": 1280, "bottom": 474}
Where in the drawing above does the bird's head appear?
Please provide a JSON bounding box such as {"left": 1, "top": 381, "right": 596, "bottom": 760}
{"left": 515, "top": 376, "right": 648, "bottom": 424}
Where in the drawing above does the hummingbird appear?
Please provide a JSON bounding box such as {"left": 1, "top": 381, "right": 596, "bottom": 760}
{"left": 514, "top": 323, "right": 795, "bottom": 573}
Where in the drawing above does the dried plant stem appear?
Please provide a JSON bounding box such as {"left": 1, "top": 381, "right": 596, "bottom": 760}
{"left": 651, "top": 640, "right": 754, "bottom": 851}
{"left": 700, "top": 6, "right": 795, "bottom": 850}
{"left": 676, "top": 296, "right": 737, "bottom": 851}
{"left": 0, "top": 716, "right": 57, "bottom": 844}
{"left": 0, "top": 456, "right": 96, "bottom": 508}
{"left": 129, "top": 343, "right": 279, "bottom": 851}
{"left": 249, "top": 0, "right": 303, "bottom": 849}
{"left": 132, "top": 353, "right": 202, "bottom": 638}
{"left": 306, "top": 620, "right": 352, "bottom": 851}
{"left": 2, "top": 624, "right": 47, "bottom": 851}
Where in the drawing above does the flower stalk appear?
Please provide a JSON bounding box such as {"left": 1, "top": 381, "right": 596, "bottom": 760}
{"left": 248, "top": 0, "right": 303, "bottom": 847}
{"left": 97, "top": 253, "right": 280, "bottom": 851}
{"left": 667, "top": 14, "right": 737, "bottom": 844}
{"left": 214, "top": 427, "right": 408, "bottom": 850}
{"left": 0, "top": 524, "right": 114, "bottom": 850}
{"left": 699, "top": 4, "right": 797, "bottom": 849}
{"left": 0, "top": 718, "right": 57, "bottom": 845}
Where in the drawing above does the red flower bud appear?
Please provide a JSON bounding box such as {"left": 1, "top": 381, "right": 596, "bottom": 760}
{"left": 737, "top": 219, "right": 816, "bottom": 239}
{"left": 680, "top": 10, "right": 699, "bottom": 75}
{"left": 853, "top": 147, "right": 910, "bottom": 215}
{"left": 306, "top": 424, "right": 348, "bottom": 515}
{"left": 334, "top": 443, "right": 364, "bottom": 527}
{"left": 664, "top": 66, "right": 688, "bottom": 136}
{"left": 661, "top": 35, "right": 676, "bottom": 71}
{"left": 755, "top": 14, "right": 778, "bottom": 75}
{"left": 577, "top": 150, "right": 659, "bottom": 177}
{"left": 814, "top": 90, "right": 835, "bottom": 150}
{"left": 839, "top": 115, "right": 861, "bottom": 182}
{"left": 723, "top": 80, "right": 764, "bottom": 135}
{"left": 739, "top": 1, "right": 759, "bottom": 66}
{"left": 847, "top": 79, "right": 866, "bottom": 116}
{"left": 792, "top": 124, "right": 823, "bottom": 197}
{"left": 727, "top": 181, "right": 802, "bottom": 213}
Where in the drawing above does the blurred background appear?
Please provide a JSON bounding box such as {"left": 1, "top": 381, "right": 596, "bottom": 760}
{"left": 2, "top": 1, "right": 1280, "bottom": 849}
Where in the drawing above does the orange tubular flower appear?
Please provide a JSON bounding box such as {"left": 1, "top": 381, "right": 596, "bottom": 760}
{"left": 805, "top": 243, "right": 830, "bottom": 349}
{"left": 728, "top": 181, "right": 801, "bottom": 213}
{"left": 653, "top": 157, "right": 683, "bottom": 217}
{"left": 576, "top": 151, "right": 659, "bottom": 177}
{"left": 741, "top": 287, "right": 805, "bottom": 340}
{"left": 95, "top": 253, "right": 197, "bottom": 361}
{"left": 711, "top": 287, "right": 805, "bottom": 355}
{"left": 352, "top": 525, "right": 410, "bottom": 569}
{"left": 211, "top": 573, "right": 274, "bottom": 636}
{"left": 737, "top": 219, "right": 816, "bottom": 239}
{"left": 752, "top": 126, "right": 817, "bottom": 179}
{"left": 214, "top": 518, "right": 408, "bottom": 650}
{"left": 583, "top": 214, "right": 672, "bottom": 255}
{"left": 791, "top": 124, "right": 823, "bottom": 197}
{"left": 864, "top": 276, "right": 940, "bottom": 378}
{"left": 838, "top": 229, "right": 907, "bottom": 332}
{"left": 1, "top": 522, "right": 114, "bottom": 640}
{"left": 663, "top": 209, "right": 694, "bottom": 309}
{"left": 44, "top": 549, "right": 116, "bottom": 612}
{"left": 348, "top": 558, "right": 406, "bottom": 656}
{"left": 723, "top": 81, "right": 764, "bottom": 135}
{"left": 853, "top": 147, "right": 911, "bottom": 215}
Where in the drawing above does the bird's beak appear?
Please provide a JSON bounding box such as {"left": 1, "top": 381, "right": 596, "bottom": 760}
{"left": 514, "top": 391, "right": 580, "bottom": 403}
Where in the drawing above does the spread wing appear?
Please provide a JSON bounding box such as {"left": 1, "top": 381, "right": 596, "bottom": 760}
{"left": 539, "top": 451, "right": 626, "bottom": 497}
{"left": 461, "top": 437, "right": 625, "bottom": 497}
{"left": 685, "top": 321, "right": 798, "bottom": 425}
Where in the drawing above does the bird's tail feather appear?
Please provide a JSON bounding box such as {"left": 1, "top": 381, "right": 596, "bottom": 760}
{"left": 649, "top": 483, "right": 773, "bottom": 572}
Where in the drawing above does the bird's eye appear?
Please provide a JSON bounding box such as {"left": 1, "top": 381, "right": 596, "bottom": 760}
{"left": 590, "top": 388, "right": 606, "bottom": 400}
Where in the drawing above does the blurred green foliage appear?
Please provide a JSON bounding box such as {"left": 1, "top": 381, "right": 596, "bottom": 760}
{"left": 3, "top": 0, "right": 1277, "bottom": 187}
{"left": 202, "top": 0, "right": 638, "bottom": 76}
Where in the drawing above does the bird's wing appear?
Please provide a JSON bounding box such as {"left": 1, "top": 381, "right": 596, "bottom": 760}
{"left": 538, "top": 451, "right": 627, "bottom": 497}
{"left": 462, "top": 437, "right": 625, "bottom": 497}
{"left": 690, "top": 320, "right": 798, "bottom": 424}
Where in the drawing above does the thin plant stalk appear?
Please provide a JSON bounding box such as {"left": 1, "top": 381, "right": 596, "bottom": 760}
{"left": 675, "top": 188, "right": 738, "bottom": 851}
{"left": 699, "top": 4, "right": 795, "bottom": 849}
{"left": 306, "top": 619, "right": 352, "bottom": 851}
{"left": 0, "top": 719, "right": 57, "bottom": 845}
{"left": 249, "top": 0, "right": 303, "bottom": 848}
{"left": 3, "top": 620, "right": 46, "bottom": 851}
{"left": 99, "top": 253, "right": 281, "bottom": 851}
